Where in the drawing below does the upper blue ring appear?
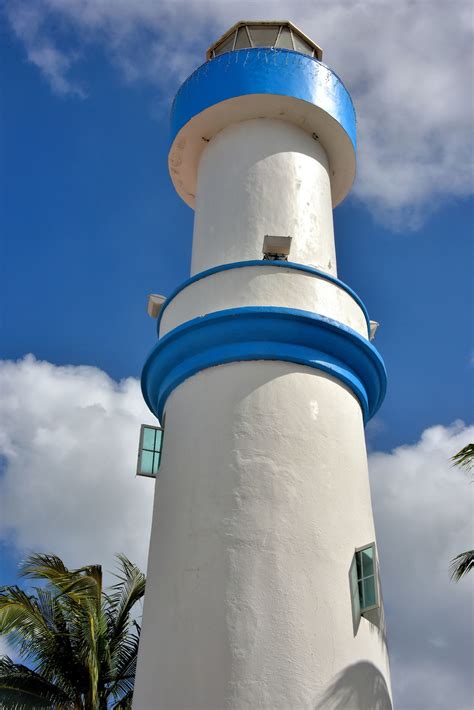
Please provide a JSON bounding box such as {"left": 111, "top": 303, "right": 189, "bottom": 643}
{"left": 156, "top": 260, "right": 370, "bottom": 334}
{"left": 170, "top": 48, "right": 356, "bottom": 152}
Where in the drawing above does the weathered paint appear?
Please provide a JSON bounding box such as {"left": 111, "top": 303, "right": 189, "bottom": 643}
{"left": 191, "top": 119, "right": 336, "bottom": 275}
{"left": 169, "top": 49, "right": 356, "bottom": 208}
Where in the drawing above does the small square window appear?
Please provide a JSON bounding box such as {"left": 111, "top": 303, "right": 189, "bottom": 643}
{"left": 350, "top": 542, "right": 379, "bottom": 627}
{"left": 137, "top": 424, "right": 163, "bottom": 478}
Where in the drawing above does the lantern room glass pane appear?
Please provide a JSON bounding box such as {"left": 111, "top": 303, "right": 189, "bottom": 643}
{"left": 235, "top": 26, "right": 251, "bottom": 49}
{"left": 215, "top": 32, "right": 236, "bottom": 56}
{"left": 276, "top": 26, "right": 294, "bottom": 49}
{"left": 292, "top": 34, "right": 313, "bottom": 57}
{"left": 248, "top": 25, "right": 280, "bottom": 47}
{"left": 142, "top": 426, "right": 156, "bottom": 451}
{"left": 140, "top": 450, "right": 154, "bottom": 475}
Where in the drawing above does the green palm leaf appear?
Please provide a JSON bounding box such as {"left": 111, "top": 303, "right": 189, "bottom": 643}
{"left": 0, "top": 552, "right": 145, "bottom": 709}
{"left": 450, "top": 550, "right": 474, "bottom": 582}
{"left": 451, "top": 443, "right": 474, "bottom": 472}
{"left": 450, "top": 443, "right": 474, "bottom": 582}
{"left": 0, "top": 657, "right": 73, "bottom": 708}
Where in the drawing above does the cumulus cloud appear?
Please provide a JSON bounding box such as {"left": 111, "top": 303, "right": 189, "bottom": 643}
{"left": 370, "top": 422, "right": 474, "bottom": 710}
{"left": 0, "top": 356, "right": 473, "bottom": 706}
{"left": 4, "top": 0, "right": 473, "bottom": 224}
{"left": 0, "top": 355, "right": 155, "bottom": 574}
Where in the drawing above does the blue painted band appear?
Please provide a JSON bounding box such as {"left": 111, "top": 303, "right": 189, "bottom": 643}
{"left": 171, "top": 48, "right": 356, "bottom": 151}
{"left": 157, "top": 260, "right": 370, "bottom": 333}
{"left": 142, "top": 307, "right": 386, "bottom": 424}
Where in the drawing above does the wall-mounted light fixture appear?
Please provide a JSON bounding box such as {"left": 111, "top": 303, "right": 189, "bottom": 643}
{"left": 262, "top": 235, "right": 292, "bottom": 261}
{"left": 369, "top": 321, "right": 380, "bottom": 341}
{"left": 147, "top": 294, "right": 166, "bottom": 318}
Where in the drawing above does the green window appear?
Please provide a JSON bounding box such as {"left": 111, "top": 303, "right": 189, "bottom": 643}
{"left": 350, "top": 542, "right": 379, "bottom": 628}
{"left": 137, "top": 424, "right": 163, "bottom": 478}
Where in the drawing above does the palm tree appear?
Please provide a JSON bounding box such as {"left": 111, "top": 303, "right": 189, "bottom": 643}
{"left": 450, "top": 443, "right": 474, "bottom": 582}
{"left": 0, "top": 553, "right": 145, "bottom": 708}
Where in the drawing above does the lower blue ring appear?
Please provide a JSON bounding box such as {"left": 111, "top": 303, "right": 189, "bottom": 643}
{"left": 142, "top": 307, "right": 386, "bottom": 424}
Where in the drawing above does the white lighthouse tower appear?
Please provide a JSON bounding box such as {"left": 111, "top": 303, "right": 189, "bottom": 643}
{"left": 134, "top": 21, "right": 392, "bottom": 710}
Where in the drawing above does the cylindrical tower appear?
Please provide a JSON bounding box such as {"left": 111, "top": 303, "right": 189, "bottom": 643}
{"left": 134, "top": 21, "right": 392, "bottom": 710}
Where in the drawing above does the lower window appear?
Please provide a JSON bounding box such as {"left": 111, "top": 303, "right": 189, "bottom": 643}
{"left": 350, "top": 542, "right": 380, "bottom": 626}
{"left": 136, "top": 424, "right": 163, "bottom": 478}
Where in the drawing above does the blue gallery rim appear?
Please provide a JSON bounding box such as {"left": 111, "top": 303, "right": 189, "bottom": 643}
{"left": 143, "top": 306, "right": 387, "bottom": 424}
{"left": 170, "top": 47, "right": 356, "bottom": 151}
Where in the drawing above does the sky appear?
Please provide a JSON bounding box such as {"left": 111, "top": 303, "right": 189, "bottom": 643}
{"left": 0, "top": 1, "right": 473, "bottom": 708}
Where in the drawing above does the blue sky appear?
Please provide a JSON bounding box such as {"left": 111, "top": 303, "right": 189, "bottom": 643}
{"left": 1, "top": 2, "right": 473, "bottom": 708}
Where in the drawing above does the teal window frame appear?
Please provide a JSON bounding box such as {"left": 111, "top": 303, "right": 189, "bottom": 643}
{"left": 136, "top": 424, "right": 163, "bottom": 478}
{"left": 350, "top": 542, "right": 379, "bottom": 627}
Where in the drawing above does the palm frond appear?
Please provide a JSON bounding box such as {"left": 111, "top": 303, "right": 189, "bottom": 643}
{"left": 19, "top": 553, "right": 68, "bottom": 581}
{"left": 451, "top": 443, "right": 474, "bottom": 472}
{"left": 20, "top": 553, "right": 103, "bottom": 611}
{"left": 32, "top": 587, "right": 87, "bottom": 696}
{"left": 450, "top": 549, "right": 474, "bottom": 581}
{"left": 106, "top": 631, "right": 140, "bottom": 700}
{"left": 0, "top": 551, "right": 144, "bottom": 708}
{"left": 111, "top": 688, "right": 134, "bottom": 709}
{"left": 106, "top": 555, "right": 145, "bottom": 679}
{"left": 0, "top": 656, "right": 73, "bottom": 708}
{"left": 0, "top": 587, "right": 55, "bottom": 662}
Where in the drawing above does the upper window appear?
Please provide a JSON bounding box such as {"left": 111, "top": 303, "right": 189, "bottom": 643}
{"left": 350, "top": 542, "right": 380, "bottom": 628}
{"left": 136, "top": 424, "right": 163, "bottom": 478}
{"left": 206, "top": 21, "right": 323, "bottom": 61}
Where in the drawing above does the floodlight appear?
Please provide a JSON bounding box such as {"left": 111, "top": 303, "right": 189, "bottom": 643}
{"left": 147, "top": 294, "right": 166, "bottom": 318}
{"left": 262, "top": 235, "right": 292, "bottom": 261}
{"left": 369, "top": 321, "right": 380, "bottom": 341}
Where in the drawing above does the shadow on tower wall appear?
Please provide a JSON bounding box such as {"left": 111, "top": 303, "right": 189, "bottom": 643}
{"left": 314, "top": 661, "right": 393, "bottom": 710}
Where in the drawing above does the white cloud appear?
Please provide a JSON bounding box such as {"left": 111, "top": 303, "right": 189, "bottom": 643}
{"left": 0, "top": 355, "right": 155, "bottom": 574}
{"left": 5, "top": 1, "right": 86, "bottom": 97}
{"left": 4, "top": 0, "right": 473, "bottom": 225}
{"left": 369, "top": 422, "right": 474, "bottom": 710}
{"left": 0, "top": 356, "right": 473, "bottom": 707}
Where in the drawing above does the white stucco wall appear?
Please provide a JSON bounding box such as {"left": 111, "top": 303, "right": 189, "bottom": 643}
{"left": 133, "top": 362, "right": 392, "bottom": 709}
{"left": 134, "top": 92, "right": 391, "bottom": 709}
{"left": 191, "top": 119, "right": 337, "bottom": 276}
{"left": 159, "top": 265, "right": 368, "bottom": 339}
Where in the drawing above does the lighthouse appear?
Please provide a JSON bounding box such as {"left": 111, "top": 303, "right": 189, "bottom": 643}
{"left": 133, "top": 21, "right": 392, "bottom": 710}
